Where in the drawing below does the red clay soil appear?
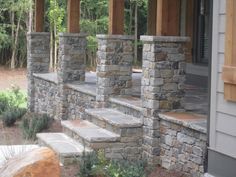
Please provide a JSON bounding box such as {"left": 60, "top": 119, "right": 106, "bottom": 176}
{"left": 0, "top": 66, "right": 27, "bottom": 91}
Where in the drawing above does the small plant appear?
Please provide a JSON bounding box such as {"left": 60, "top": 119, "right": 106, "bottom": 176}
{"left": 1, "top": 107, "right": 26, "bottom": 127}
{"left": 77, "top": 150, "right": 148, "bottom": 177}
{"left": 21, "top": 112, "right": 50, "bottom": 140}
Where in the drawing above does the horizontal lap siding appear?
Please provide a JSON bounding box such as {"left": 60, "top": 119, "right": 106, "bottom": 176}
{"left": 211, "top": 0, "right": 236, "bottom": 158}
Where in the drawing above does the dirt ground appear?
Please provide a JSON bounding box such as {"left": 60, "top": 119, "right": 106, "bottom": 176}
{"left": 0, "top": 66, "right": 27, "bottom": 91}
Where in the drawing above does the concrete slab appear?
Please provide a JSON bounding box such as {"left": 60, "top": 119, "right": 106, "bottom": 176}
{"left": 62, "top": 120, "right": 120, "bottom": 143}
{"left": 86, "top": 108, "right": 142, "bottom": 128}
{"left": 37, "top": 133, "right": 92, "bottom": 157}
{"left": 0, "top": 145, "right": 39, "bottom": 168}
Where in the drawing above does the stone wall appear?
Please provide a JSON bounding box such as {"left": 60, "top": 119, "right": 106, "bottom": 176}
{"left": 65, "top": 85, "right": 96, "bottom": 120}
{"left": 96, "top": 35, "right": 134, "bottom": 107}
{"left": 27, "top": 32, "right": 50, "bottom": 111}
{"left": 140, "top": 36, "right": 190, "bottom": 164}
{"left": 159, "top": 115, "right": 207, "bottom": 177}
{"left": 34, "top": 75, "right": 59, "bottom": 118}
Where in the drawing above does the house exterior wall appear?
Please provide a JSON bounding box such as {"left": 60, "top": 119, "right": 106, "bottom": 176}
{"left": 208, "top": 0, "right": 236, "bottom": 176}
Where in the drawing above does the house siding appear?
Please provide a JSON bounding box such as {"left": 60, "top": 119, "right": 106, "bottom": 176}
{"left": 210, "top": 0, "right": 236, "bottom": 159}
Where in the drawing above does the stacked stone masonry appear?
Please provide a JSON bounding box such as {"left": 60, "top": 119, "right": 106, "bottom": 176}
{"left": 96, "top": 35, "right": 134, "bottom": 107}
{"left": 140, "top": 36, "right": 190, "bottom": 165}
{"left": 29, "top": 34, "right": 207, "bottom": 176}
{"left": 159, "top": 117, "right": 207, "bottom": 177}
{"left": 27, "top": 32, "right": 50, "bottom": 111}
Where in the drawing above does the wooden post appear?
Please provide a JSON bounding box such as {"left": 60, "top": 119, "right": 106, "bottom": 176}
{"left": 35, "top": 0, "right": 45, "bottom": 32}
{"left": 156, "top": 0, "right": 181, "bottom": 36}
{"left": 109, "top": 0, "right": 125, "bottom": 35}
{"left": 67, "top": 0, "right": 80, "bottom": 33}
{"left": 147, "top": 0, "right": 157, "bottom": 35}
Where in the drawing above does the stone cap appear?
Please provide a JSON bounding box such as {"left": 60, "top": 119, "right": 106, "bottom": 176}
{"left": 27, "top": 32, "right": 50, "bottom": 36}
{"left": 96, "top": 34, "right": 135, "bottom": 40}
{"left": 159, "top": 112, "right": 207, "bottom": 134}
{"left": 140, "top": 35, "right": 190, "bottom": 43}
{"left": 33, "top": 73, "right": 58, "bottom": 84}
{"left": 59, "top": 33, "right": 87, "bottom": 37}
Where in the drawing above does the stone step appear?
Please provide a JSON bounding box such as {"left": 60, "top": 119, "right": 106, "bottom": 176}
{"left": 109, "top": 96, "right": 142, "bottom": 119}
{"left": 85, "top": 108, "right": 143, "bottom": 135}
{"left": 61, "top": 120, "right": 120, "bottom": 149}
{"left": 37, "top": 133, "right": 92, "bottom": 165}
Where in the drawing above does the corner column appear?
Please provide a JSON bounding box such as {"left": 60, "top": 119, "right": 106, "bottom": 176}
{"left": 140, "top": 36, "right": 189, "bottom": 164}
{"left": 27, "top": 32, "right": 50, "bottom": 111}
{"left": 57, "top": 33, "right": 87, "bottom": 119}
{"left": 96, "top": 35, "right": 134, "bottom": 107}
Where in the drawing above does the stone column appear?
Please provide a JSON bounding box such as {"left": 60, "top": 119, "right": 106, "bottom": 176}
{"left": 27, "top": 32, "right": 50, "bottom": 112}
{"left": 96, "top": 35, "right": 134, "bottom": 107}
{"left": 140, "top": 36, "right": 190, "bottom": 164}
{"left": 57, "top": 33, "right": 87, "bottom": 120}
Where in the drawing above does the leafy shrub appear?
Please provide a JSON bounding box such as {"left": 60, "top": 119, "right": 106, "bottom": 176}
{"left": 78, "top": 150, "right": 148, "bottom": 177}
{"left": 0, "top": 86, "right": 27, "bottom": 115}
{"left": 1, "top": 107, "right": 27, "bottom": 127}
{"left": 21, "top": 112, "right": 50, "bottom": 140}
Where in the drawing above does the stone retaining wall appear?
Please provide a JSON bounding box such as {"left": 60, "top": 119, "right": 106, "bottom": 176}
{"left": 34, "top": 76, "right": 58, "bottom": 118}
{"left": 159, "top": 114, "right": 207, "bottom": 177}
{"left": 65, "top": 86, "right": 96, "bottom": 120}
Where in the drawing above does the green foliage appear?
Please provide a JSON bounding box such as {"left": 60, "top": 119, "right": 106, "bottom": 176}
{"left": 21, "top": 112, "right": 50, "bottom": 140}
{"left": 0, "top": 86, "right": 27, "bottom": 111}
{"left": 1, "top": 106, "right": 26, "bottom": 127}
{"left": 78, "top": 150, "right": 147, "bottom": 177}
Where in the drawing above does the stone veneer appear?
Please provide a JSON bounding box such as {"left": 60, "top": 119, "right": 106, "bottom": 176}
{"left": 33, "top": 74, "right": 59, "bottom": 118}
{"left": 96, "top": 35, "right": 134, "bottom": 107}
{"left": 27, "top": 32, "right": 50, "bottom": 111}
{"left": 159, "top": 113, "right": 207, "bottom": 177}
{"left": 140, "top": 36, "right": 190, "bottom": 164}
{"left": 57, "top": 33, "right": 87, "bottom": 120}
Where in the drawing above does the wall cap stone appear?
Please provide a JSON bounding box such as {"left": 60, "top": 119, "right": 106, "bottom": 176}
{"left": 66, "top": 83, "right": 96, "bottom": 97}
{"left": 33, "top": 73, "right": 58, "bottom": 84}
{"left": 159, "top": 112, "right": 207, "bottom": 134}
{"left": 96, "top": 34, "right": 135, "bottom": 40}
{"left": 27, "top": 32, "right": 50, "bottom": 36}
{"left": 59, "top": 33, "right": 87, "bottom": 37}
{"left": 140, "top": 35, "right": 190, "bottom": 43}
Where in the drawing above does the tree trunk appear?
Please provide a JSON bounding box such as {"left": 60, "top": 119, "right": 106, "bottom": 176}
{"left": 11, "top": 11, "right": 22, "bottom": 69}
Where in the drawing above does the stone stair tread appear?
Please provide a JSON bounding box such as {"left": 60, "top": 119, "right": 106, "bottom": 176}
{"left": 37, "top": 133, "right": 92, "bottom": 157}
{"left": 85, "top": 108, "right": 142, "bottom": 128}
{"left": 61, "top": 120, "right": 120, "bottom": 142}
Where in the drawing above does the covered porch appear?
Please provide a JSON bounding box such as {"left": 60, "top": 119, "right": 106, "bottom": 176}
{"left": 29, "top": 0, "right": 209, "bottom": 176}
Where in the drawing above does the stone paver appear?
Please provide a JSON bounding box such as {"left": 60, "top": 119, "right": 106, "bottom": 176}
{"left": 85, "top": 108, "right": 142, "bottom": 128}
{"left": 37, "top": 133, "right": 92, "bottom": 157}
{"left": 62, "top": 120, "right": 120, "bottom": 143}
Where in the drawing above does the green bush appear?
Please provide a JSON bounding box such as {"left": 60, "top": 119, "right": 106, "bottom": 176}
{"left": 0, "top": 86, "right": 27, "bottom": 115}
{"left": 21, "top": 112, "right": 50, "bottom": 140}
{"left": 1, "top": 107, "right": 27, "bottom": 127}
{"left": 78, "top": 150, "right": 148, "bottom": 177}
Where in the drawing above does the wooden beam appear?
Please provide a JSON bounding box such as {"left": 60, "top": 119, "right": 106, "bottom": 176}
{"left": 67, "top": 0, "right": 80, "bottom": 33}
{"left": 109, "top": 0, "right": 125, "bottom": 35}
{"left": 147, "top": 0, "right": 157, "bottom": 35}
{"left": 156, "top": 0, "right": 181, "bottom": 36}
{"left": 224, "top": 0, "right": 236, "bottom": 101}
{"left": 35, "top": 0, "right": 45, "bottom": 32}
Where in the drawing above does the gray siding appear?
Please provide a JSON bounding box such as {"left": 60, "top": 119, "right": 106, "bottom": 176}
{"left": 210, "top": 0, "right": 236, "bottom": 158}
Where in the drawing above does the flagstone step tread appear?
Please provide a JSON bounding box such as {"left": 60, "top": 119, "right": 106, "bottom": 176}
{"left": 61, "top": 120, "right": 120, "bottom": 143}
{"left": 37, "top": 133, "right": 92, "bottom": 157}
{"left": 85, "top": 108, "right": 142, "bottom": 128}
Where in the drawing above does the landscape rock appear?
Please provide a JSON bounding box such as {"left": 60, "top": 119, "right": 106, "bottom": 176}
{"left": 0, "top": 147, "right": 60, "bottom": 177}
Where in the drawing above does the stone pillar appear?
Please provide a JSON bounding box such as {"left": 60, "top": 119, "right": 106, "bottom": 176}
{"left": 140, "top": 36, "right": 190, "bottom": 164}
{"left": 57, "top": 33, "right": 87, "bottom": 120}
{"left": 27, "top": 32, "right": 50, "bottom": 112}
{"left": 96, "top": 35, "right": 134, "bottom": 107}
